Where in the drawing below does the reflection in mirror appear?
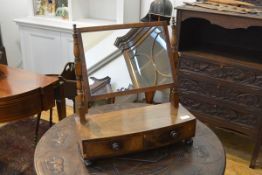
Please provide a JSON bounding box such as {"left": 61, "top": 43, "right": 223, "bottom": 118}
{"left": 81, "top": 25, "right": 173, "bottom": 96}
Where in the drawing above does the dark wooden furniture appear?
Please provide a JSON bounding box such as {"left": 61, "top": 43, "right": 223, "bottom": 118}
{"left": 176, "top": 5, "right": 262, "bottom": 168}
{"left": 73, "top": 21, "right": 196, "bottom": 161}
{"left": 0, "top": 64, "right": 57, "bottom": 122}
{"left": 0, "top": 27, "right": 7, "bottom": 65}
{"left": 46, "top": 62, "right": 77, "bottom": 116}
{"left": 0, "top": 46, "right": 7, "bottom": 65}
{"left": 34, "top": 103, "right": 225, "bottom": 175}
{"left": 77, "top": 103, "right": 195, "bottom": 161}
{"left": 0, "top": 65, "right": 66, "bottom": 140}
{"left": 47, "top": 62, "right": 115, "bottom": 113}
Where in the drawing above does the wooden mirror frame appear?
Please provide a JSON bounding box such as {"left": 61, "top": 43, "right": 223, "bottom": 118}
{"left": 73, "top": 21, "right": 178, "bottom": 123}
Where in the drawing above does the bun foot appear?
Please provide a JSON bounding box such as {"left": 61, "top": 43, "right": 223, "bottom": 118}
{"left": 84, "top": 160, "right": 93, "bottom": 167}
{"left": 185, "top": 138, "right": 193, "bottom": 146}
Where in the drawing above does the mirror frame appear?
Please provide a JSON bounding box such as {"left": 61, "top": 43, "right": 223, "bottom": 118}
{"left": 73, "top": 21, "right": 176, "bottom": 120}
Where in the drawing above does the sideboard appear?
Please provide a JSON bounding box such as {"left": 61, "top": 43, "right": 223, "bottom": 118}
{"left": 176, "top": 5, "right": 262, "bottom": 168}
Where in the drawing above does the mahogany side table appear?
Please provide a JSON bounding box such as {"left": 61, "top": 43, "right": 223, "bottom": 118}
{"left": 0, "top": 64, "right": 66, "bottom": 122}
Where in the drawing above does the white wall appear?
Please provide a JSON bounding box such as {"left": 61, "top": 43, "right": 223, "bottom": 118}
{"left": 141, "top": 0, "right": 156, "bottom": 18}
{"left": 140, "top": 0, "right": 196, "bottom": 18}
{"left": 0, "top": 0, "right": 33, "bottom": 67}
{"left": 0, "top": 0, "right": 196, "bottom": 68}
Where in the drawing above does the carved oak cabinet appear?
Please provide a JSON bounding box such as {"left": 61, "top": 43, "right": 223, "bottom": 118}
{"left": 176, "top": 6, "right": 262, "bottom": 168}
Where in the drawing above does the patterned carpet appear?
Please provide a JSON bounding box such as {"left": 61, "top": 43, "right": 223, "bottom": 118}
{"left": 0, "top": 106, "right": 262, "bottom": 175}
{"left": 0, "top": 118, "right": 49, "bottom": 175}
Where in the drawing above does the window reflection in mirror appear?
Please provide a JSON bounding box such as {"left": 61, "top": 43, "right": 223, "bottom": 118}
{"left": 81, "top": 25, "right": 173, "bottom": 96}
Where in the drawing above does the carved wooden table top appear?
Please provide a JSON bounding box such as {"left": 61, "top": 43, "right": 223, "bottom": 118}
{"left": 34, "top": 103, "right": 226, "bottom": 175}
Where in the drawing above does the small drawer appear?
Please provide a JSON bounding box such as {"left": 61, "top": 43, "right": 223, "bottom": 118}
{"left": 178, "top": 74, "right": 262, "bottom": 109}
{"left": 144, "top": 121, "right": 195, "bottom": 149}
{"left": 179, "top": 56, "right": 262, "bottom": 89}
{"left": 179, "top": 95, "right": 260, "bottom": 128}
{"left": 82, "top": 135, "right": 143, "bottom": 160}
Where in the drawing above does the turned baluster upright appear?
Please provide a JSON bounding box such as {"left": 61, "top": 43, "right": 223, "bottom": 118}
{"left": 73, "top": 24, "right": 87, "bottom": 124}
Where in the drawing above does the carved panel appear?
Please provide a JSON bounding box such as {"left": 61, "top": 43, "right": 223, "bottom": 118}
{"left": 179, "top": 96, "right": 259, "bottom": 127}
{"left": 179, "top": 57, "right": 262, "bottom": 88}
{"left": 178, "top": 77, "right": 262, "bottom": 108}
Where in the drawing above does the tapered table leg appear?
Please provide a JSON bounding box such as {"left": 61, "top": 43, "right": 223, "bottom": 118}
{"left": 55, "top": 81, "right": 66, "bottom": 121}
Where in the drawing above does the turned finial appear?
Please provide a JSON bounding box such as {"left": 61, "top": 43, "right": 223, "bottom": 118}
{"left": 170, "top": 17, "right": 176, "bottom": 51}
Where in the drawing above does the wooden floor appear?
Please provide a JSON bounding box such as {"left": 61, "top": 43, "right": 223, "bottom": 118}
{"left": 41, "top": 106, "right": 262, "bottom": 175}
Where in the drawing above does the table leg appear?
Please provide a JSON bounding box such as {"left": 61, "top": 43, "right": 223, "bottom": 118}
{"left": 250, "top": 128, "right": 262, "bottom": 168}
{"left": 55, "top": 81, "right": 66, "bottom": 120}
{"left": 34, "top": 113, "right": 41, "bottom": 146}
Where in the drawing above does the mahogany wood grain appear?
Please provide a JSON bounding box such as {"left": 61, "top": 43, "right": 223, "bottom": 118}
{"left": 170, "top": 17, "right": 179, "bottom": 108}
{"left": 0, "top": 88, "right": 42, "bottom": 122}
{"left": 0, "top": 65, "right": 66, "bottom": 122}
{"left": 0, "top": 65, "right": 57, "bottom": 98}
{"left": 76, "top": 103, "right": 196, "bottom": 160}
{"left": 77, "top": 103, "right": 194, "bottom": 140}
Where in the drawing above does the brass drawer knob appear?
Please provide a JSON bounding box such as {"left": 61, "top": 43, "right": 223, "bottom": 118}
{"left": 170, "top": 131, "right": 178, "bottom": 139}
{"left": 112, "top": 142, "right": 120, "bottom": 151}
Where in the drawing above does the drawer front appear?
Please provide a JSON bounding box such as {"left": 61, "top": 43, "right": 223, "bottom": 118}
{"left": 83, "top": 135, "right": 143, "bottom": 159}
{"left": 0, "top": 90, "right": 42, "bottom": 122}
{"left": 178, "top": 74, "right": 262, "bottom": 109}
{"left": 144, "top": 120, "right": 196, "bottom": 149}
{"left": 179, "top": 56, "right": 262, "bottom": 89}
{"left": 179, "top": 95, "right": 260, "bottom": 128}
